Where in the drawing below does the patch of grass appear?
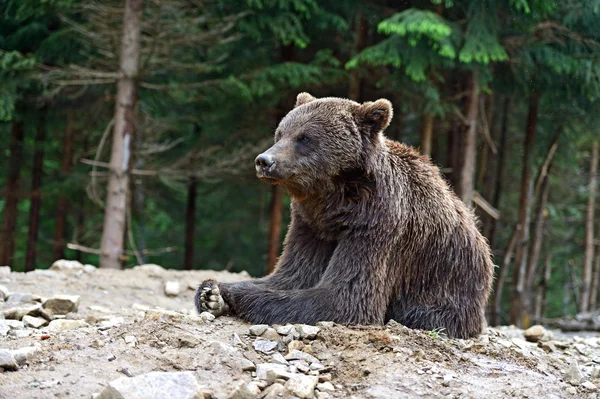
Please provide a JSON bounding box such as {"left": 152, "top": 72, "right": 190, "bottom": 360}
{"left": 427, "top": 328, "right": 447, "bottom": 339}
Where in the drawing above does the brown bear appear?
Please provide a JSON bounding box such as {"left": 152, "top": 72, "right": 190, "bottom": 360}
{"left": 195, "top": 93, "right": 494, "bottom": 338}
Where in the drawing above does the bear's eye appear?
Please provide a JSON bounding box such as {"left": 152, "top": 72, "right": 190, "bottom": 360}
{"left": 296, "top": 134, "right": 309, "bottom": 143}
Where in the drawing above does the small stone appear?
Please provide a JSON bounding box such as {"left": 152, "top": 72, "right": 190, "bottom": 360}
{"left": 0, "top": 323, "right": 9, "bottom": 336}
{"left": 565, "top": 361, "right": 584, "bottom": 386}
{"left": 165, "top": 281, "right": 181, "bottom": 297}
{"left": 263, "top": 383, "right": 285, "bottom": 399}
{"left": 8, "top": 329, "right": 32, "bottom": 338}
{"left": 107, "top": 354, "right": 117, "bottom": 361}
{"left": 261, "top": 327, "right": 280, "bottom": 340}
{"left": 98, "top": 317, "right": 125, "bottom": 330}
{"left": 523, "top": 325, "right": 546, "bottom": 343}
{"left": 11, "top": 346, "right": 41, "bottom": 366}
{"left": 50, "top": 259, "right": 84, "bottom": 272}
{"left": 178, "top": 334, "right": 200, "bottom": 349}
{"left": 43, "top": 295, "right": 80, "bottom": 315}
{"left": 538, "top": 341, "right": 556, "bottom": 353}
{"left": 582, "top": 381, "right": 597, "bottom": 391}
{"left": 272, "top": 353, "right": 289, "bottom": 365}
{"left": 96, "top": 371, "right": 201, "bottom": 399}
{"left": 0, "top": 349, "right": 18, "bottom": 371}
{"left": 296, "top": 325, "right": 320, "bottom": 340}
{"left": 255, "top": 363, "right": 289, "bottom": 380}
{"left": 89, "top": 305, "right": 112, "bottom": 314}
{"left": 91, "top": 339, "right": 106, "bottom": 348}
{"left": 7, "top": 292, "right": 36, "bottom": 303}
{"left": 132, "top": 264, "right": 166, "bottom": 277}
{"left": 22, "top": 315, "right": 48, "bottom": 329}
{"left": 2, "top": 303, "right": 41, "bottom": 320}
{"left": 0, "top": 266, "right": 10, "bottom": 276}
{"left": 1, "top": 319, "right": 25, "bottom": 330}
{"left": 0, "top": 285, "right": 10, "bottom": 301}
{"left": 253, "top": 339, "right": 278, "bottom": 354}
{"left": 47, "top": 319, "right": 88, "bottom": 332}
{"left": 227, "top": 381, "right": 261, "bottom": 399}
{"left": 288, "top": 340, "right": 305, "bottom": 352}
{"left": 83, "top": 264, "right": 97, "bottom": 273}
{"left": 285, "top": 375, "right": 318, "bottom": 398}
{"left": 566, "top": 387, "right": 577, "bottom": 395}
{"left": 316, "top": 382, "right": 335, "bottom": 392}
{"left": 316, "top": 321, "right": 334, "bottom": 328}
{"left": 442, "top": 374, "right": 453, "bottom": 387}
{"left": 232, "top": 333, "right": 244, "bottom": 347}
{"left": 276, "top": 325, "right": 296, "bottom": 336}
{"left": 285, "top": 349, "right": 319, "bottom": 364}
{"left": 124, "top": 335, "right": 137, "bottom": 346}
{"left": 199, "top": 312, "right": 215, "bottom": 322}
{"left": 249, "top": 324, "right": 269, "bottom": 336}
{"left": 316, "top": 393, "right": 331, "bottom": 399}
{"left": 209, "top": 342, "right": 255, "bottom": 372}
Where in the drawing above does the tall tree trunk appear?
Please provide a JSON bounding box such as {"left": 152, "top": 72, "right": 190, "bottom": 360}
{"left": 0, "top": 120, "right": 25, "bottom": 268}
{"left": 184, "top": 176, "right": 197, "bottom": 271}
{"left": 581, "top": 141, "right": 599, "bottom": 312}
{"left": 420, "top": 113, "right": 433, "bottom": 157}
{"left": 456, "top": 71, "right": 479, "bottom": 206}
{"left": 99, "top": 0, "right": 143, "bottom": 269}
{"left": 266, "top": 185, "right": 284, "bottom": 273}
{"left": 53, "top": 109, "right": 76, "bottom": 261}
{"left": 491, "top": 225, "right": 520, "bottom": 326}
{"left": 486, "top": 97, "right": 510, "bottom": 248}
{"left": 348, "top": 13, "right": 367, "bottom": 102}
{"left": 75, "top": 135, "right": 88, "bottom": 263}
{"left": 25, "top": 112, "right": 47, "bottom": 272}
{"left": 590, "top": 250, "right": 600, "bottom": 310}
{"left": 510, "top": 92, "right": 540, "bottom": 327}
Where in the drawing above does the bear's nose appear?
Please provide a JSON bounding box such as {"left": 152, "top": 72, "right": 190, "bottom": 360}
{"left": 255, "top": 153, "right": 275, "bottom": 170}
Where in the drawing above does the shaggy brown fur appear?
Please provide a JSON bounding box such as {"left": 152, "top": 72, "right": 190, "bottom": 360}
{"left": 195, "top": 93, "right": 494, "bottom": 338}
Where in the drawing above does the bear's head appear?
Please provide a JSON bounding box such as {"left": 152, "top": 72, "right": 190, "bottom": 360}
{"left": 254, "top": 93, "right": 393, "bottom": 197}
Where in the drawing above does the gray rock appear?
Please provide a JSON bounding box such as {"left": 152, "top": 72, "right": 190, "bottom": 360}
{"left": 227, "top": 381, "right": 261, "bottom": 399}
{"left": 0, "top": 323, "right": 9, "bottom": 336}
{"left": 97, "top": 371, "right": 202, "bottom": 399}
{"left": 249, "top": 324, "right": 269, "bottom": 336}
{"left": 1, "top": 319, "right": 25, "bottom": 329}
{"left": 8, "top": 329, "right": 32, "bottom": 338}
{"left": 0, "top": 284, "right": 9, "bottom": 301}
{"left": 11, "top": 346, "right": 41, "bottom": 366}
{"left": 272, "top": 352, "right": 289, "bottom": 365}
{"left": 582, "top": 381, "right": 597, "bottom": 391}
{"left": 0, "top": 266, "right": 10, "bottom": 276}
{"left": 208, "top": 342, "right": 255, "bottom": 372}
{"left": 2, "top": 303, "right": 41, "bottom": 320}
{"left": 565, "top": 361, "right": 583, "bottom": 386}
{"left": 177, "top": 333, "right": 200, "bottom": 349}
{"left": 0, "top": 349, "right": 18, "bottom": 371}
{"left": 253, "top": 339, "right": 278, "bottom": 354}
{"left": 42, "top": 295, "right": 80, "bottom": 315}
{"left": 285, "top": 375, "right": 318, "bottom": 398}
{"left": 232, "top": 333, "right": 244, "bottom": 347}
{"left": 98, "top": 317, "right": 125, "bottom": 330}
{"left": 164, "top": 281, "right": 181, "bottom": 297}
{"left": 261, "top": 327, "right": 280, "bottom": 340}
{"left": 47, "top": 319, "right": 88, "bottom": 332}
{"left": 6, "top": 292, "right": 36, "bottom": 303}
{"left": 50, "top": 260, "right": 84, "bottom": 272}
{"left": 317, "top": 382, "right": 335, "bottom": 392}
{"left": 296, "top": 325, "right": 320, "bottom": 340}
{"left": 255, "top": 363, "right": 289, "bottom": 380}
{"left": 22, "top": 315, "right": 48, "bottom": 329}
{"left": 276, "top": 325, "right": 296, "bottom": 336}
{"left": 83, "top": 264, "right": 97, "bottom": 273}
{"left": 132, "top": 264, "right": 166, "bottom": 277}
{"left": 199, "top": 312, "right": 215, "bottom": 322}
{"left": 285, "top": 350, "right": 319, "bottom": 364}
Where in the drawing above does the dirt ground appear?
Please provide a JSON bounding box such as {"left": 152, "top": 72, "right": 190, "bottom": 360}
{"left": 0, "top": 264, "right": 599, "bottom": 399}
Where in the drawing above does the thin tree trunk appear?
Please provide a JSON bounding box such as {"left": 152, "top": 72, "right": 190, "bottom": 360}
{"left": 420, "top": 113, "right": 433, "bottom": 157}
{"left": 487, "top": 97, "right": 510, "bottom": 248}
{"left": 267, "top": 185, "right": 283, "bottom": 274}
{"left": 535, "top": 253, "right": 552, "bottom": 321}
{"left": 456, "top": 71, "right": 479, "bottom": 206}
{"left": 581, "top": 141, "right": 598, "bottom": 312}
{"left": 53, "top": 109, "right": 76, "bottom": 261}
{"left": 184, "top": 175, "right": 197, "bottom": 271}
{"left": 510, "top": 92, "right": 540, "bottom": 327}
{"left": 99, "top": 0, "right": 143, "bottom": 269}
{"left": 25, "top": 112, "right": 47, "bottom": 272}
{"left": 0, "top": 120, "right": 25, "bottom": 268}
{"left": 348, "top": 13, "right": 367, "bottom": 102}
{"left": 525, "top": 130, "right": 561, "bottom": 294}
{"left": 75, "top": 135, "right": 88, "bottom": 263}
{"left": 492, "top": 225, "right": 520, "bottom": 326}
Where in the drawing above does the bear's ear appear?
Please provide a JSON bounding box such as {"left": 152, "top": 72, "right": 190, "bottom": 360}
{"left": 295, "top": 92, "right": 316, "bottom": 108}
{"left": 356, "top": 99, "right": 393, "bottom": 138}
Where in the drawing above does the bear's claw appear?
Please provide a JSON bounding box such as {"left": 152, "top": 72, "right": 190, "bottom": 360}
{"left": 195, "top": 280, "right": 229, "bottom": 317}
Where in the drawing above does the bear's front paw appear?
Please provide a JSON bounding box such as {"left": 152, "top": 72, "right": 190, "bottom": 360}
{"left": 195, "top": 279, "right": 230, "bottom": 317}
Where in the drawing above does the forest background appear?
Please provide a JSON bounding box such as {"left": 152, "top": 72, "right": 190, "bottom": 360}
{"left": 1, "top": 0, "right": 599, "bottom": 329}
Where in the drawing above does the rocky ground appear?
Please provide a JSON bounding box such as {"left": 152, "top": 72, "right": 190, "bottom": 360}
{"left": 0, "top": 261, "right": 599, "bottom": 399}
